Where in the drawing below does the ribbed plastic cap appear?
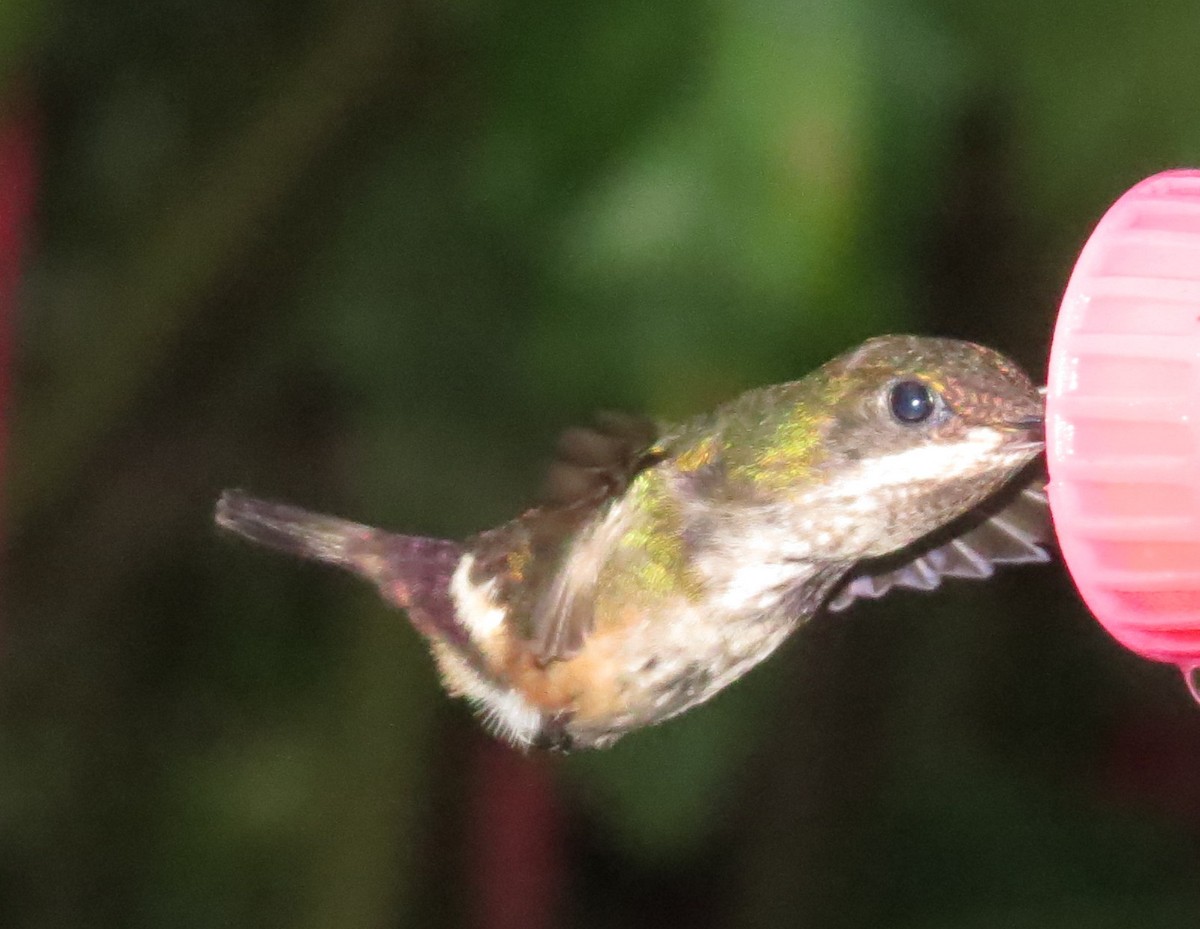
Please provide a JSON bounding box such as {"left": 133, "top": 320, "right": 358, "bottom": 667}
{"left": 1046, "top": 170, "right": 1200, "bottom": 688}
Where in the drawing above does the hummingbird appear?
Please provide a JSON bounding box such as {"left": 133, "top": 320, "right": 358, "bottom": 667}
{"left": 216, "top": 335, "right": 1048, "bottom": 750}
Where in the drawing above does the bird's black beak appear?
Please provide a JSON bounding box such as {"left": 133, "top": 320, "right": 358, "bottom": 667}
{"left": 1001, "top": 387, "right": 1045, "bottom": 446}
{"left": 1011, "top": 414, "right": 1045, "bottom": 444}
{"left": 1006, "top": 386, "right": 1045, "bottom": 445}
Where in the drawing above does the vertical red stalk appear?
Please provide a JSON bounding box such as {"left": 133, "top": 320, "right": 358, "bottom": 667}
{"left": 0, "top": 93, "right": 39, "bottom": 499}
{"left": 468, "top": 736, "right": 565, "bottom": 929}
{"left": 1104, "top": 708, "right": 1200, "bottom": 829}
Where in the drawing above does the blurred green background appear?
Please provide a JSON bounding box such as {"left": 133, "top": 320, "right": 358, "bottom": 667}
{"left": 5, "top": 1, "right": 1200, "bottom": 927}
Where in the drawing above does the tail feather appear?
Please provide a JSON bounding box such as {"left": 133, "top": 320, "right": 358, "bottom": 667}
{"left": 215, "top": 490, "right": 376, "bottom": 569}
{"left": 215, "top": 490, "right": 468, "bottom": 648}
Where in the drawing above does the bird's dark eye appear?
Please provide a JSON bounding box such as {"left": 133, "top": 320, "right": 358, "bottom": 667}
{"left": 889, "top": 380, "right": 936, "bottom": 424}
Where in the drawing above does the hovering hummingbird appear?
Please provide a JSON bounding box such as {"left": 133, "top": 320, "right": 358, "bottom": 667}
{"left": 216, "top": 335, "right": 1048, "bottom": 750}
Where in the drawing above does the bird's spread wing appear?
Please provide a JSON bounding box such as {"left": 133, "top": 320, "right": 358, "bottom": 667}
{"left": 466, "top": 413, "right": 661, "bottom": 663}
{"left": 826, "top": 478, "right": 1051, "bottom": 612}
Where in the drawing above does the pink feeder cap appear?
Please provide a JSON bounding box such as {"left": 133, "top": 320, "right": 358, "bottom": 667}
{"left": 1046, "top": 169, "right": 1200, "bottom": 692}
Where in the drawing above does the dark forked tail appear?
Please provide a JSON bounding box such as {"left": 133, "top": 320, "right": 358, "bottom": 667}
{"left": 215, "top": 490, "right": 379, "bottom": 569}
{"left": 215, "top": 490, "right": 467, "bottom": 647}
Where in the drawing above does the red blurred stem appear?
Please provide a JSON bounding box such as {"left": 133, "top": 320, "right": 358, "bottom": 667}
{"left": 468, "top": 737, "right": 565, "bottom": 929}
{"left": 1104, "top": 708, "right": 1200, "bottom": 829}
{"left": 0, "top": 93, "right": 39, "bottom": 503}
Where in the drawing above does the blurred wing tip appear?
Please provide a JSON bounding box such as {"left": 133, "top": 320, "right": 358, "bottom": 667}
{"left": 828, "top": 478, "right": 1053, "bottom": 612}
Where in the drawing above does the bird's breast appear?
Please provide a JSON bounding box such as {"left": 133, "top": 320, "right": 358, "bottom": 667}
{"left": 440, "top": 477, "right": 843, "bottom": 748}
